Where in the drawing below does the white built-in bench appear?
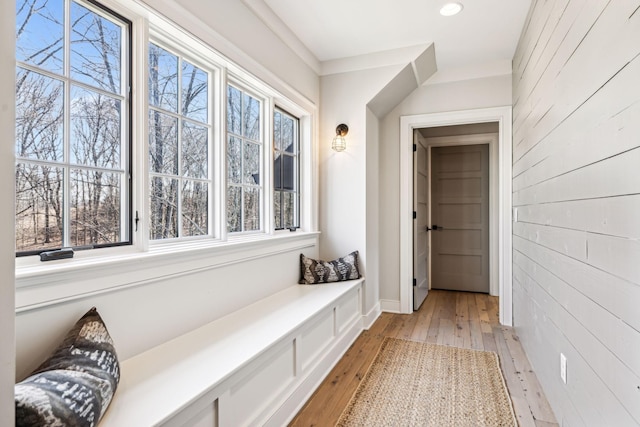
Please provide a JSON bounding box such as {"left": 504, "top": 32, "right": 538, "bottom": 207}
{"left": 100, "top": 278, "right": 364, "bottom": 427}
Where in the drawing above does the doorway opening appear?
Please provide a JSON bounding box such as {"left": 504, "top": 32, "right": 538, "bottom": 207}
{"left": 413, "top": 123, "right": 498, "bottom": 311}
{"left": 400, "top": 107, "right": 513, "bottom": 325}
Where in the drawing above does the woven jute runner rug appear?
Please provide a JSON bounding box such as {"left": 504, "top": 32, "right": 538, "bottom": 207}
{"left": 336, "top": 337, "right": 517, "bottom": 427}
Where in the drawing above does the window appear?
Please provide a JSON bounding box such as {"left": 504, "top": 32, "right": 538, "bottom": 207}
{"left": 148, "top": 42, "right": 211, "bottom": 240}
{"left": 226, "top": 84, "right": 262, "bottom": 233}
{"left": 15, "top": 0, "right": 131, "bottom": 255}
{"left": 273, "top": 109, "right": 299, "bottom": 230}
{"left": 14, "top": 0, "right": 311, "bottom": 266}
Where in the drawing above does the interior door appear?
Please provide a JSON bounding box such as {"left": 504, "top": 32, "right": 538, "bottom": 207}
{"left": 430, "top": 144, "right": 489, "bottom": 293}
{"left": 413, "top": 134, "right": 429, "bottom": 310}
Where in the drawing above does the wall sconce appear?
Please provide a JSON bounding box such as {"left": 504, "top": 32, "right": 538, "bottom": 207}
{"left": 332, "top": 124, "right": 348, "bottom": 152}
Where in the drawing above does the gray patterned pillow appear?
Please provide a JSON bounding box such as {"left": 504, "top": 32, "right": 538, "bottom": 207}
{"left": 15, "top": 307, "right": 120, "bottom": 427}
{"left": 299, "top": 251, "right": 361, "bottom": 284}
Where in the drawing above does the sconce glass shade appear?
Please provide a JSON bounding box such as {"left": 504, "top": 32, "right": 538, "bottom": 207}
{"left": 332, "top": 135, "right": 347, "bottom": 152}
{"left": 332, "top": 124, "right": 348, "bottom": 152}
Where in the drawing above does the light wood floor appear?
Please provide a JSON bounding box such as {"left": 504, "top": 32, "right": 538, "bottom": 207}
{"left": 290, "top": 290, "right": 558, "bottom": 427}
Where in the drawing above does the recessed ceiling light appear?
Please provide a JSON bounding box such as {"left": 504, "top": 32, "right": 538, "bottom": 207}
{"left": 440, "top": 2, "right": 464, "bottom": 16}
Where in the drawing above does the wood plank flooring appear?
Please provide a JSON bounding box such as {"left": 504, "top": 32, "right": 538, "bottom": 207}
{"left": 289, "top": 290, "right": 558, "bottom": 427}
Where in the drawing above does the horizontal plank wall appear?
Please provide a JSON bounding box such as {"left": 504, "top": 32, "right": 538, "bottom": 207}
{"left": 511, "top": 0, "right": 640, "bottom": 425}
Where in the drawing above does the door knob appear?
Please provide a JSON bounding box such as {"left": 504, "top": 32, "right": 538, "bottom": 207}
{"left": 432, "top": 225, "right": 442, "bottom": 230}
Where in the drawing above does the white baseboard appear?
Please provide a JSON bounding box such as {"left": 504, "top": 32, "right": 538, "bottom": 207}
{"left": 362, "top": 302, "right": 381, "bottom": 329}
{"left": 380, "top": 299, "right": 402, "bottom": 313}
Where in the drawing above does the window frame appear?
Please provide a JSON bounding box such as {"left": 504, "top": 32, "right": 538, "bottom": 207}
{"left": 14, "top": 0, "right": 134, "bottom": 257}
{"left": 146, "top": 39, "right": 216, "bottom": 242}
{"left": 225, "top": 81, "right": 267, "bottom": 235}
{"left": 273, "top": 107, "right": 300, "bottom": 231}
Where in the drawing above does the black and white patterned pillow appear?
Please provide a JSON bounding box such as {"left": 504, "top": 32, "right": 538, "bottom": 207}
{"left": 15, "top": 307, "right": 120, "bottom": 427}
{"left": 299, "top": 251, "right": 361, "bottom": 284}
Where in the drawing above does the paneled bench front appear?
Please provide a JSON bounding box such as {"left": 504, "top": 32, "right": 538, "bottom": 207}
{"left": 100, "top": 278, "right": 364, "bottom": 426}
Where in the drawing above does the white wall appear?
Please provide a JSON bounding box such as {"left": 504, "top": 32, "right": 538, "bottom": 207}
{"left": 512, "top": 1, "right": 640, "bottom": 425}
{"left": 0, "top": 6, "right": 16, "bottom": 424}
{"left": 12, "top": 0, "right": 321, "bottom": 381}
{"left": 318, "top": 65, "right": 402, "bottom": 317}
{"left": 379, "top": 75, "right": 512, "bottom": 303}
{"left": 16, "top": 247, "right": 315, "bottom": 379}
{"left": 163, "top": 0, "right": 319, "bottom": 103}
{"left": 365, "top": 106, "right": 381, "bottom": 322}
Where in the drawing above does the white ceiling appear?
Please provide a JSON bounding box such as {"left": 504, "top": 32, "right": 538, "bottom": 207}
{"left": 251, "top": 0, "right": 532, "bottom": 72}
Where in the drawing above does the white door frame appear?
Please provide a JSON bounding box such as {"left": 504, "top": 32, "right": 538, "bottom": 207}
{"left": 399, "top": 106, "right": 513, "bottom": 326}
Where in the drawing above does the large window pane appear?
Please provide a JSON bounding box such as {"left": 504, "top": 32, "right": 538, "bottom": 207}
{"left": 71, "top": 86, "right": 121, "bottom": 168}
{"left": 227, "top": 85, "right": 242, "bottom": 135}
{"left": 182, "top": 61, "right": 208, "bottom": 123}
{"left": 15, "top": 68, "right": 64, "bottom": 161}
{"left": 149, "top": 111, "right": 178, "bottom": 175}
{"left": 182, "top": 122, "right": 207, "bottom": 179}
{"left": 150, "top": 176, "right": 178, "bottom": 239}
{"left": 227, "top": 136, "right": 242, "bottom": 184}
{"left": 243, "top": 187, "right": 260, "bottom": 231}
{"left": 274, "top": 152, "right": 281, "bottom": 189}
{"left": 243, "top": 93, "right": 260, "bottom": 140}
{"left": 226, "top": 186, "right": 241, "bottom": 233}
{"left": 274, "top": 111, "right": 281, "bottom": 150}
{"left": 70, "top": 169, "right": 121, "bottom": 246}
{"left": 15, "top": 163, "right": 63, "bottom": 252}
{"left": 70, "top": 1, "right": 121, "bottom": 93}
{"left": 243, "top": 141, "right": 260, "bottom": 185}
{"left": 182, "top": 180, "right": 207, "bottom": 237}
{"left": 281, "top": 154, "right": 294, "bottom": 190}
{"left": 282, "top": 116, "right": 294, "bottom": 153}
{"left": 16, "top": 0, "right": 64, "bottom": 74}
{"left": 149, "top": 43, "right": 178, "bottom": 112}
{"left": 274, "top": 191, "right": 282, "bottom": 230}
{"left": 283, "top": 192, "right": 295, "bottom": 229}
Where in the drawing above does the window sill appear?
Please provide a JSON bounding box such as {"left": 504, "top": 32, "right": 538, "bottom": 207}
{"left": 15, "top": 231, "right": 320, "bottom": 313}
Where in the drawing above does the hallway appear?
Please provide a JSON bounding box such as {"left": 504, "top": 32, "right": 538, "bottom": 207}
{"left": 291, "top": 290, "right": 558, "bottom": 426}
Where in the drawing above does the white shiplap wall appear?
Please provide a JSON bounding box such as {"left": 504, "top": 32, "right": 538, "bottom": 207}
{"left": 512, "top": 0, "right": 640, "bottom": 425}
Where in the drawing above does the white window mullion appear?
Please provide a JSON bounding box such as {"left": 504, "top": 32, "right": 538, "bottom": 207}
{"left": 241, "top": 90, "right": 246, "bottom": 234}
{"left": 240, "top": 133, "right": 246, "bottom": 233}
{"left": 212, "top": 68, "right": 223, "bottom": 241}
{"left": 264, "top": 99, "right": 274, "bottom": 234}
{"left": 135, "top": 18, "right": 150, "bottom": 250}
{"left": 62, "top": 0, "right": 72, "bottom": 248}
{"left": 176, "top": 55, "right": 183, "bottom": 238}
{"left": 121, "top": 17, "right": 132, "bottom": 245}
